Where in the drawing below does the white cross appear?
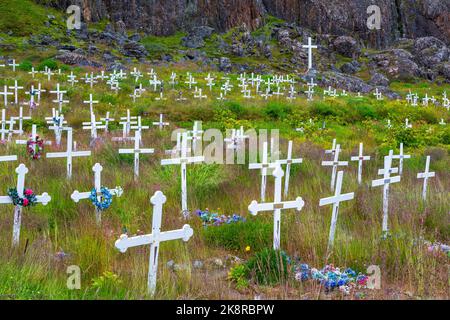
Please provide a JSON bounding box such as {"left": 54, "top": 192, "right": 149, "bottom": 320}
{"left": 188, "top": 121, "right": 203, "bottom": 155}
{"left": 322, "top": 144, "right": 348, "bottom": 192}
{"left": 131, "top": 116, "right": 149, "bottom": 141}
{"left": 248, "top": 165, "right": 305, "bottom": 250}
{"left": 439, "top": 118, "right": 446, "bottom": 126}
{"left": 2, "top": 117, "right": 19, "bottom": 142}
{"left": 11, "top": 107, "right": 31, "bottom": 134}
{"left": 9, "top": 59, "right": 19, "bottom": 72}
{"left": 35, "top": 83, "right": 46, "bottom": 104}
{"left": 119, "top": 131, "right": 154, "bottom": 180}
{"left": 96, "top": 70, "right": 109, "bottom": 81}
{"left": 152, "top": 114, "right": 169, "bottom": 130}
{"left": 100, "top": 112, "right": 115, "bottom": 133}
{"left": 16, "top": 124, "right": 52, "bottom": 149}
{"left": 28, "top": 67, "right": 38, "bottom": 78}
{"left": 325, "top": 139, "right": 337, "bottom": 156}
{"left": 249, "top": 141, "right": 279, "bottom": 202}
{"left": 83, "top": 94, "right": 99, "bottom": 114}
{"left": 0, "top": 85, "right": 13, "bottom": 106}
{"left": 372, "top": 150, "right": 401, "bottom": 233}
{"left": 392, "top": 142, "right": 410, "bottom": 175}
{"left": 46, "top": 128, "right": 91, "bottom": 179}
{"left": 9, "top": 80, "right": 23, "bottom": 105}
{"left": 417, "top": 155, "right": 435, "bottom": 201}
{"left": 404, "top": 118, "right": 412, "bottom": 129}
{"left": 83, "top": 113, "right": 105, "bottom": 140}
{"left": 276, "top": 141, "right": 303, "bottom": 198}
{"left": 53, "top": 92, "right": 69, "bottom": 113}
{"left": 373, "top": 88, "right": 383, "bottom": 100}
{"left": 43, "top": 68, "right": 54, "bottom": 81}
{"left": 71, "top": 163, "right": 123, "bottom": 224}
{"left": 302, "top": 37, "right": 318, "bottom": 70}
{"left": 119, "top": 109, "right": 137, "bottom": 137}
{"left": 161, "top": 132, "right": 204, "bottom": 215}
{"left": 350, "top": 142, "right": 371, "bottom": 185}
{"left": 0, "top": 164, "right": 51, "bottom": 246}
{"left": 47, "top": 111, "right": 68, "bottom": 146}
{"left": 85, "top": 72, "right": 98, "bottom": 88}
{"left": 115, "top": 190, "right": 193, "bottom": 295}
{"left": 49, "top": 83, "right": 67, "bottom": 101}
{"left": 319, "top": 170, "right": 354, "bottom": 251}
{"left": 67, "top": 72, "right": 78, "bottom": 86}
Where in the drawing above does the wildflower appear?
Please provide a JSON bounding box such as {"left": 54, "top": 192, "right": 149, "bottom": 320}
{"left": 245, "top": 246, "right": 251, "bottom": 252}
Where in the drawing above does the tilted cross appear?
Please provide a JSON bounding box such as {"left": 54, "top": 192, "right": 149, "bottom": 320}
{"left": 371, "top": 150, "right": 401, "bottom": 233}
{"left": 161, "top": 132, "right": 204, "bottom": 215}
{"left": 417, "top": 155, "right": 435, "bottom": 201}
{"left": 71, "top": 163, "right": 123, "bottom": 224}
{"left": 119, "top": 131, "right": 154, "bottom": 180}
{"left": 350, "top": 142, "right": 371, "bottom": 185}
{"left": 392, "top": 142, "right": 410, "bottom": 175}
{"left": 248, "top": 165, "right": 305, "bottom": 250}
{"left": 46, "top": 129, "right": 91, "bottom": 179}
{"left": 319, "top": 170, "right": 354, "bottom": 251}
{"left": 115, "top": 190, "right": 194, "bottom": 295}
{"left": 322, "top": 144, "right": 348, "bottom": 191}
{"left": 276, "top": 141, "right": 303, "bottom": 199}
{"left": 0, "top": 164, "right": 51, "bottom": 246}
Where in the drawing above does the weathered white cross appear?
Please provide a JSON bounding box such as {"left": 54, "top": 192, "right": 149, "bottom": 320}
{"left": 371, "top": 150, "right": 401, "bottom": 233}
{"left": 119, "top": 131, "right": 154, "bottom": 180}
{"left": 152, "top": 114, "right": 169, "bottom": 130}
{"left": 100, "top": 112, "right": 115, "bottom": 133}
{"left": 0, "top": 164, "right": 51, "bottom": 246}
{"left": 392, "top": 142, "right": 410, "bottom": 175}
{"left": 0, "top": 85, "right": 13, "bottom": 106}
{"left": 46, "top": 128, "right": 91, "bottom": 179}
{"left": 417, "top": 155, "right": 435, "bottom": 201}
{"left": 115, "top": 190, "right": 194, "bottom": 295}
{"left": 350, "top": 142, "right": 371, "bottom": 185}
{"left": 276, "top": 141, "right": 303, "bottom": 198}
{"left": 8, "top": 59, "right": 19, "bottom": 72}
{"left": 161, "top": 132, "right": 204, "bottom": 215}
{"left": 319, "top": 170, "right": 354, "bottom": 251}
{"left": 83, "top": 94, "right": 99, "bottom": 114}
{"left": 83, "top": 113, "right": 105, "bottom": 140}
{"left": 248, "top": 165, "right": 305, "bottom": 250}
{"left": 302, "top": 37, "right": 317, "bottom": 70}
{"left": 16, "top": 124, "right": 52, "bottom": 149}
{"left": 322, "top": 144, "right": 348, "bottom": 191}
{"left": 9, "top": 80, "right": 23, "bottom": 105}
{"left": 71, "top": 163, "right": 123, "bottom": 224}
{"left": 11, "top": 107, "right": 31, "bottom": 134}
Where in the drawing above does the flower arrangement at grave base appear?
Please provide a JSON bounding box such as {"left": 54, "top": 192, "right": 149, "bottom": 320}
{"left": 195, "top": 209, "right": 246, "bottom": 227}
{"left": 89, "top": 187, "right": 116, "bottom": 211}
{"left": 26, "top": 135, "right": 44, "bottom": 159}
{"left": 293, "top": 263, "right": 368, "bottom": 295}
{"left": 7, "top": 188, "right": 38, "bottom": 207}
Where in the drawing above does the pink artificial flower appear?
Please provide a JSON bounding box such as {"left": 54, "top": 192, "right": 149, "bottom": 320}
{"left": 24, "top": 189, "right": 33, "bottom": 196}
{"left": 22, "top": 198, "right": 29, "bottom": 207}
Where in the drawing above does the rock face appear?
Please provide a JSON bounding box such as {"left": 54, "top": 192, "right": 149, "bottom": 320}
{"left": 39, "top": 0, "right": 449, "bottom": 47}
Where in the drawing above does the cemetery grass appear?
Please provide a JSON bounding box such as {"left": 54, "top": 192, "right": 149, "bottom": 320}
{"left": 0, "top": 64, "right": 448, "bottom": 300}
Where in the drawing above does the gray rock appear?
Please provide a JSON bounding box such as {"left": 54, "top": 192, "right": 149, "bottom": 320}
{"left": 414, "top": 37, "right": 449, "bottom": 69}
{"left": 182, "top": 26, "right": 214, "bottom": 49}
{"left": 219, "top": 57, "right": 232, "bottom": 72}
{"left": 341, "top": 60, "right": 361, "bottom": 74}
{"left": 121, "top": 41, "right": 148, "bottom": 58}
{"left": 333, "top": 36, "right": 361, "bottom": 59}
{"left": 369, "top": 72, "right": 390, "bottom": 87}
{"left": 55, "top": 52, "right": 101, "bottom": 68}
{"left": 440, "top": 63, "right": 450, "bottom": 81}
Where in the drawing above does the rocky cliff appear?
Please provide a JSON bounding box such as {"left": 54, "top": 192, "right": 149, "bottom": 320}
{"left": 39, "top": 0, "right": 449, "bottom": 47}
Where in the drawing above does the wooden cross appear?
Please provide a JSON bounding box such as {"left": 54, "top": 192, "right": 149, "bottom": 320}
{"left": 322, "top": 144, "right": 348, "bottom": 191}
{"left": 188, "top": 121, "right": 203, "bottom": 155}
{"left": 9, "top": 80, "right": 23, "bottom": 105}
{"left": 0, "top": 164, "right": 51, "bottom": 246}
{"left": 350, "top": 142, "right": 371, "bottom": 185}
{"left": 28, "top": 67, "right": 38, "bottom": 78}
{"left": 83, "top": 113, "right": 105, "bottom": 140}
{"left": 119, "top": 131, "right": 154, "bottom": 180}
{"left": 417, "top": 155, "right": 435, "bottom": 201}
{"left": 71, "top": 163, "right": 123, "bottom": 224}
{"left": 85, "top": 72, "right": 98, "bottom": 88}
{"left": 67, "top": 72, "right": 78, "bottom": 86}
{"left": 119, "top": 109, "right": 137, "bottom": 138}
{"left": 115, "top": 190, "right": 193, "bottom": 295}
{"left": 43, "top": 68, "right": 54, "bottom": 81}
{"left": 161, "top": 132, "right": 204, "bottom": 215}
{"left": 52, "top": 92, "right": 69, "bottom": 113}
{"left": 11, "top": 107, "right": 31, "bottom": 134}
{"left": 276, "top": 141, "right": 303, "bottom": 198}
{"left": 83, "top": 94, "right": 99, "bottom": 114}
{"left": 392, "top": 143, "right": 410, "bottom": 175}
{"left": 152, "top": 114, "right": 169, "bottom": 130}
{"left": 302, "top": 37, "right": 317, "bottom": 70}
{"left": 0, "top": 85, "right": 13, "bottom": 106}
{"left": 319, "top": 171, "right": 354, "bottom": 251}
{"left": 325, "top": 139, "right": 337, "bottom": 156}
{"left": 49, "top": 83, "right": 67, "bottom": 101}
{"left": 249, "top": 141, "right": 280, "bottom": 202}
{"left": 46, "top": 129, "right": 91, "bottom": 179}
{"left": 3, "top": 118, "right": 19, "bottom": 142}
{"left": 130, "top": 116, "right": 149, "bottom": 142}
{"left": 9, "top": 59, "right": 19, "bottom": 72}
{"left": 100, "top": 112, "right": 115, "bottom": 133}
{"left": 371, "top": 150, "right": 401, "bottom": 233}
{"left": 248, "top": 165, "right": 305, "bottom": 250}
{"left": 16, "top": 124, "right": 52, "bottom": 149}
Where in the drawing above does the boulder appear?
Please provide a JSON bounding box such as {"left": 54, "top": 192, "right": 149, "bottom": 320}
{"left": 120, "top": 41, "right": 148, "bottom": 58}
{"left": 414, "top": 37, "right": 449, "bottom": 69}
{"left": 341, "top": 60, "right": 361, "bottom": 74}
{"left": 333, "top": 36, "right": 361, "bottom": 59}
{"left": 55, "top": 52, "right": 102, "bottom": 67}
{"left": 182, "top": 26, "right": 214, "bottom": 49}
{"left": 219, "top": 57, "right": 232, "bottom": 72}
{"left": 369, "top": 72, "right": 390, "bottom": 87}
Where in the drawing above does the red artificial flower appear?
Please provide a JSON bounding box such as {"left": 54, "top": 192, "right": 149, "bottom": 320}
{"left": 22, "top": 198, "right": 29, "bottom": 207}
{"left": 24, "top": 189, "right": 33, "bottom": 196}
